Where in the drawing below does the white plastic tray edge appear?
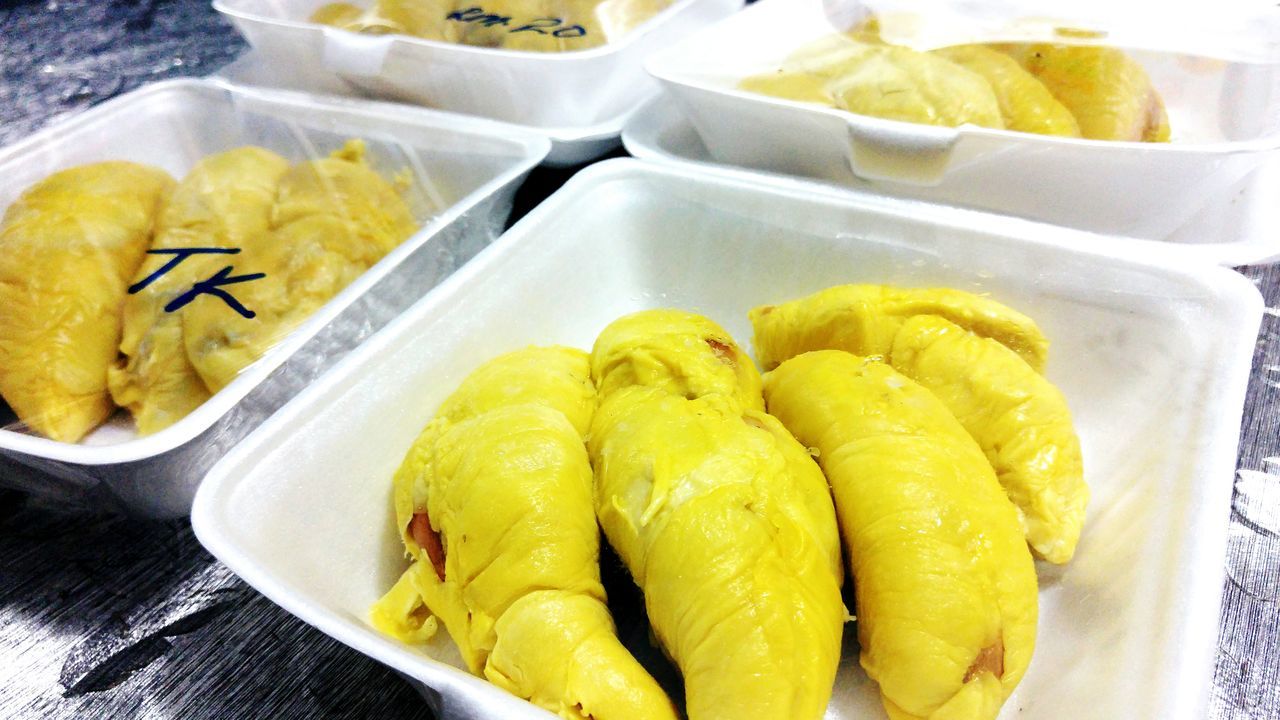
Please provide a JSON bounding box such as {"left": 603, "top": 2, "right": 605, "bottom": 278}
{"left": 0, "top": 77, "right": 550, "bottom": 465}
{"left": 192, "top": 157, "right": 1265, "bottom": 720}
{"left": 621, "top": 95, "right": 1280, "bottom": 267}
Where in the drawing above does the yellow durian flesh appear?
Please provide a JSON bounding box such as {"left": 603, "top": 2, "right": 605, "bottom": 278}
{"left": 393, "top": 346, "right": 596, "bottom": 550}
{"left": 434, "top": 345, "right": 597, "bottom": 436}
{"left": 182, "top": 140, "right": 417, "bottom": 394}
{"left": 108, "top": 147, "right": 289, "bottom": 435}
{"left": 486, "top": 589, "right": 674, "bottom": 720}
{"left": 385, "top": 347, "right": 677, "bottom": 720}
{"left": 933, "top": 45, "right": 1081, "bottom": 137}
{"left": 406, "top": 405, "right": 606, "bottom": 670}
{"left": 0, "top": 161, "right": 174, "bottom": 442}
{"left": 589, "top": 386, "right": 844, "bottom": 720}
{"left": 590, "top": 308, "right": 765, "bottom": 411}
{"left": 998, "top": 43, "right": 1171, "bottom": 142}
{"left": 740, "top": 36, "right": 1005, "bottom": 130}
{"left": 763, "top": 350, "right": 1038, "bottom": 720}
{"left": 369, "top": 561, "right": 440, "bottom": 644}
{"left": 828, "top": 45, "right": 1005, "bottom": 129}
{"left": 890, "top": 315, "right": 1088, "bottom": 564}
{"left": 749, "top": 284, "right": 1049, "bottom": 373}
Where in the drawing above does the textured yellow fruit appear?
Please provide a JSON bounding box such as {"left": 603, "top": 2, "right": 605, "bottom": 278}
{"left": 999, "top": 43, "right": 1171, "bottom": 142}
{"left": 108, "top": 147, "right": 289, "bottom": 435}
{"left": 891, "top": 315, "right": 1088, "bottom": 563}
{"left": 589, "top": 311, "right": 843, "bottom": 720}
{"left": 384, "top": 347, "right": 677, "bottom": 720}
{"left": 182, "top": 140, "right": 417, "bottom": 393}
{"left": 434, "top": 345, "right": 597, "bottom": 436}
{"left": 0, "top": 162, "right": 174, "bottom": 441}
{"left": 393, "top": 346, "right": 597, "bottom": 537}
{"left": 764, "top": 351, "right": 1038, "bottom": 720}
{"left": 590, "top": 389, "right": 844, "bottom": 720}
{"left": 750, "top": 284, "right": 1049, "bottom": 372}
{"left": 830, "top": 45, "right": 1005, "bottom": 129}
{"left": 591, "top": 308, "right": 765, "bottom": 411}
{"left": 933, "top": 45, "right": 1081, "bottom": 137}
{"left": 740, "top": 37, "right": 1005, "bottom": 130}
{"left": 369, "top": 561, "right": 440, "bottom": 644}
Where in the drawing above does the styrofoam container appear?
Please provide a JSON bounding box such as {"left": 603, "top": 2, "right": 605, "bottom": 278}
{"left": 0, "top": 77, "right": 549, "bottom": 518}
{"left": 214, "top": 49, "right": 652, "bottom": 167}
{"left": 193, "top": 159, "right": 1263, "bottom": 720}
{"left": 646, "top": 0, "right": 1280, "bottom": 240}
{"left": 622, "top": 93, "right": 1280, "bottom": 266}
{"left": 214, "top": 0, "right": 743, "bottom": 131}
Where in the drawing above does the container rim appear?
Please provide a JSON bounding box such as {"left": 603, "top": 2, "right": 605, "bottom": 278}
{"left": 213, "top": 0, "right": 706, "bottom": 62}
{"left": 0, "top": 76, "right": 549, "bottom": 465}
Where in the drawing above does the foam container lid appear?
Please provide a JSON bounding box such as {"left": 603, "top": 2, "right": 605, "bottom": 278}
{"left": 194, "top": 158, "right": 1263, "bottom": 719}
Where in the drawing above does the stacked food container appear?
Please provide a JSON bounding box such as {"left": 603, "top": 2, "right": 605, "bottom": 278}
{"left": 2, "top": 0, "right": 1277, "bottom": 717}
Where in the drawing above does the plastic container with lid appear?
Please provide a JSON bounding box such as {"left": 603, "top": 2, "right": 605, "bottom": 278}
{"left": 194, "top": 158, "right": 1262, "bottom": 720}
{"left": 0, "top": 77, "right": 549, "bottom": 517}
{"left": 646, "top": 0, "right": 1280, "bottom": 240}
{"left": 621, "top": 92, "right": 1280, "bottom": 265}
{"left": 214, "top": 0, "right": 743, "bottom": 164}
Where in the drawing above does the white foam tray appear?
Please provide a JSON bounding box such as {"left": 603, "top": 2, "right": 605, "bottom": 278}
{"left": 215, "top": 50, "right": 643, "bottom": 167}
{"left": 194, "top": 159, "right": 1263, "bottom": 719}
{"left": 645, "top": 0, "right": 1280, "bottom": 243}
{"left": 0, "top": 78, "right": 549, "bottom": 517}
{"left": 214, "top": 0, "right": 743, "bottom": 165}
{"left": 623, "top": 94, "right": 1280, "bottom": 266}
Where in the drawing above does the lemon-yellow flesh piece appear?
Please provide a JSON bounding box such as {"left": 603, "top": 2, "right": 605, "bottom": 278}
{"left": 891, "top": 315, "right": 1088, "bottom": 563}
{"left": 0, "top": 161, "right": 174, "bottom": 441}
{"left": 108, "top": 147, "right": 289, "bottom": 435}
{"left": 588, "top": 310, "right": 844, "bottom": 720}
{"left": 933, "top": 45, "right": 1081, "bottom": 137}
{"left": 182, "top": 140, "right": 417, "bottom": 393}
{"left": 750, "top": 284, "right": 1049, "bottom": 373}
{"left": 384, "top": 347, "right": 678, "bottom": 720}
{"left": 999, "top": 43, "right": 1170, "bottom": 142}
{"left": 591, "top": 308, "right": 766, "bottom": 411}
{"left": 764, "top": 350, "right": 1038, "bottom": 720}
{"left": 740, "top": 37, "right": 1005, "bottom": 130}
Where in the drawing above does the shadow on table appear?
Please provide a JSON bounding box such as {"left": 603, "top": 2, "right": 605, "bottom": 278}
{"left": 0, "top": 487, "right": 435, "bottom": 719}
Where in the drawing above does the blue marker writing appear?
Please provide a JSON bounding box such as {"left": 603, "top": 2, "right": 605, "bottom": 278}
{"left": 128, "top": 247, "right": 241, "bottom": 294}
{"left": 128, "top": 248, "right": 265, "bottom": 318}
{"left": 164, "top": 266, "right": 266, "bottom": 319}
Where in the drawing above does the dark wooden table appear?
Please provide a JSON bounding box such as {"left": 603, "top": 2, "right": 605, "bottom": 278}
{"left": 1, "top": 2, "right": 1278, "bottom": 718}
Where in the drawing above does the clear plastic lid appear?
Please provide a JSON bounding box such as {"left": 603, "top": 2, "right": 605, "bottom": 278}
{"left": 825, "top": 0, "right": 1280, "bottom": 64}
{"left": 308, "top": 0, "right": 680, "bottom": 52}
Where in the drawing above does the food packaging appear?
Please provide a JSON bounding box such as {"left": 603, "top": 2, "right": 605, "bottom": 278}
{"left": 193, "top": 158, "right": 1263, "bottom": 720}
{"left": 213, "top": 0, "right": 743, "bottom": 133}
{"left": 212, "top": 49, "right": 640, "bottom": 167}
{"left": 621, "top": 93, "right": 1280, "bottom": 265}
{"left": 0, "top": 77, "right": 548, "bottom": 517}
{"left": 646, "top": 0, "right": 1280, "bottom": 240}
